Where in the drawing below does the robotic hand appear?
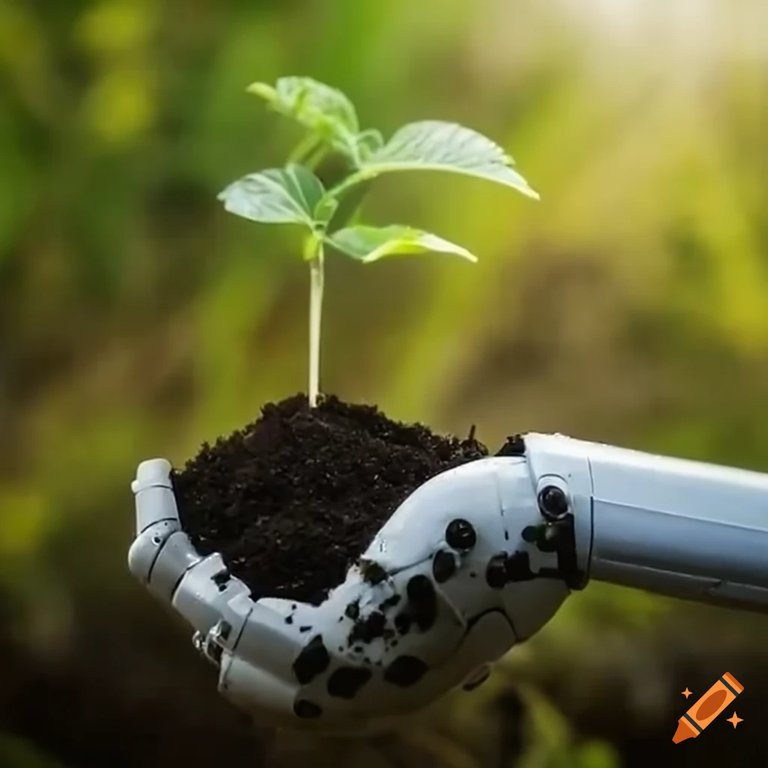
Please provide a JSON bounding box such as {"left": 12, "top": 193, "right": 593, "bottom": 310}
{"left": 128, "top": 433, "right": 768, "bottom": 732}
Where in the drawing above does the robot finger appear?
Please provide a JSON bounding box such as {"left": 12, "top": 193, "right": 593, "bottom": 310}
{"left": 127, "top": 459, "right": 221, "bottom": 610}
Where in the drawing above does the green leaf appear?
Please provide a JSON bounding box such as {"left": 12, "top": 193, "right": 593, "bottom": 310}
{"left": 355, "top": 129, "right": 385, "bottom": 160}
{"left": 347, "top": 120, "right": 539, "bottom": 199}
{"left": 325, "top": 179, "right": 373, "bottom": 231}
{"left": 247, "top": 77, "right": 359, "bottom": 157}
{"left": 218, "top": 164, "right": 325, "bottom": 227}
{"left": 326, "top": 225, "right": 477, "bottom": 264}
{"left": 313, "top": 196, "right": 339, "bottom": 227}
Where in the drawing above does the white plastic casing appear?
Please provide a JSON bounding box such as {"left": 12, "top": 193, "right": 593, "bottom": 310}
{"left": 525, "top": 434, "right": 768, "bottom": 610}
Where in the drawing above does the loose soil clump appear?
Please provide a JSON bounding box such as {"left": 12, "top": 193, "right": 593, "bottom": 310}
{"left": 173, "top": 394, "right": 488, "bottom": 605}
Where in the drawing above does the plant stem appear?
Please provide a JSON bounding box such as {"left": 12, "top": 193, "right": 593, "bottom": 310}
{"left": 288, "top": 133, "right": 321, "bottom": 164}
{"left": 288, "top": 134, "right": 330, "bottom": 171}
{"left": 308, "top": 242, "right": 324, "bottom": 408}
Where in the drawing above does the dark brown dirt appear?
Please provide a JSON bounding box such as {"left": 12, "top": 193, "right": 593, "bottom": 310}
{"left": 173, "top": 394, "right": 488, "bottom": 605}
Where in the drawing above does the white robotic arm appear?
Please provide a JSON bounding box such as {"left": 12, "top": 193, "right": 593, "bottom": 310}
{"left": 127, "top": 434, "right": 768, "bottom": 732}
{"left": 523, "top": 433, "right": 768, "bottom": 611}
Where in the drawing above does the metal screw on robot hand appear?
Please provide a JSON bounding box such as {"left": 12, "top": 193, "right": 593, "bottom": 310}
{"left": 537, "top": 486, "right": 569, "bottom": 521}
{"left": 445, "top": 519, "right": 477, "bottom": 550}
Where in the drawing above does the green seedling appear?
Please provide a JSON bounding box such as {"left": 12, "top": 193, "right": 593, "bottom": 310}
{"left": 219, "top": 76, "right": 539, "bottom": 407}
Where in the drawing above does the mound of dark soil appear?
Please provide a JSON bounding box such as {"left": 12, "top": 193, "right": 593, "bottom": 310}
{"left": 173, "top": 394, "right": 488, "bottom": 605}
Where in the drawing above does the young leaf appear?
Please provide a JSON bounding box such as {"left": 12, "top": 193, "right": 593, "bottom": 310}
{"left": 355, "top": 129, "right": 385, "bottom": 159}
{"left": 326, "top": 225, "right": 477, "bottom": 264}
{"left": 313, "top": 196, "right": 339, "bottom": 227}
{"left": 218, "top": 165, "right": 325, "bottom": 227}
{"left": 345, "top": 120, "right": 539, "bottom": 199}
{"left": 247, "top": 77, "right": 359, "bottom": 157}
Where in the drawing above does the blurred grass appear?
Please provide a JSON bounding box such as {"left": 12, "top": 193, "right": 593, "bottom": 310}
{"left": 1, "top": 0, "right": 768, "bottom": 766}
{"left": 0, "top": 734, "right": 61, "bottom": 768}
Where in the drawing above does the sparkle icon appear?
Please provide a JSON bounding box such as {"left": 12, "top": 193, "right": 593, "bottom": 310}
{"left": 726, "top": 712, "right": 743, "bottom": 729}
{"left": 682, "top": 688, "right": 692, "bottom": 698}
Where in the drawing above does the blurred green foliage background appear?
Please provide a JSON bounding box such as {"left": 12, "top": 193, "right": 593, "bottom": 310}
{"left": 2, "top": 0, "right": 768, "bottom": 765}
